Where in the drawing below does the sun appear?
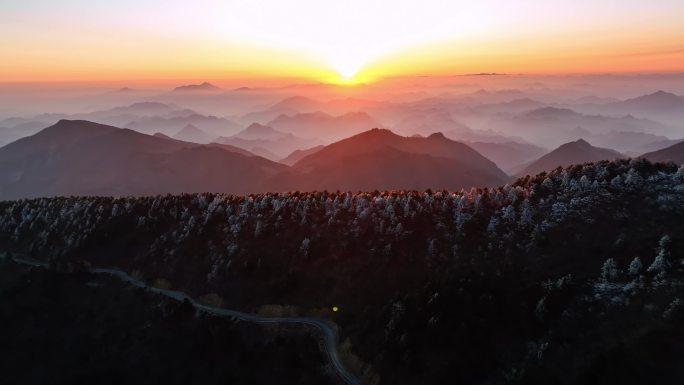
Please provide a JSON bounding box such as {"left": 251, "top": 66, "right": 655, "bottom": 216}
{"left": 335, "top": 62, "right": 360, "bottom": 81}
{"left": 332, "top": 59, "right": 362, "bottom": 84}
{"left": 330, "top": 56, "right": 366, "bottom": 84}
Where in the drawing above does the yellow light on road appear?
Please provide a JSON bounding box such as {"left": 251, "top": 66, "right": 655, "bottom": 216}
{"left": 332, "top": 306, "right": 339, "bottom": 312}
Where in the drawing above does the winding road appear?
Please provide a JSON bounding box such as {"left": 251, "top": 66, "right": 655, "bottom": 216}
{"left": 5, "top": 255, "right": 362, "bottom": 385}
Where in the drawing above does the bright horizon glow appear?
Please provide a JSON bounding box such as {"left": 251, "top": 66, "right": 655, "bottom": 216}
{"left": 1, "top": 1, "right": 684, "bottom": 83}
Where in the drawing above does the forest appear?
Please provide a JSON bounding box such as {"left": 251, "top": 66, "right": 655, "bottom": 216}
{"left": 2, "top": 158, "right": 684, "bottom": 385}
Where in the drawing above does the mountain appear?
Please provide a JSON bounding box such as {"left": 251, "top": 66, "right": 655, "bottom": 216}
{"left": 586, "top": 131, "right": 672, "bottom": 155}
{"left": 394, "top": 111, "right": 528, "bottom": 144}
{"left": 268, "top": 96, "right": 322, "bottom": 112}
{"left": 232, "top": 123, "right": 291, "bottom": 141}
{"left": 572, "top": 91, "right": 684, "bottom": 127}
{"left": 267, "top": 111, "right": 380, "bottom": 141}
{"left": 125, "top": 114, "right": 242, "bottom": 137}
{"left": 152, "top": 132, "right": 173, "bottom": 140}
{"left": 153, "top": 131, "right": 261, "bottom": 158}
{"left": 524, "top": 106, "right": 583, "bottom": 119}
{"left": 618, "top": 90, "right": 684, "bottom": 111}
{"left": 517, "top": 139, "right": 624, "bottom": 176}
{"left": 279, "top": 145, "right": 325, "bottom": 166}
{"left": 104, "top": 101, "right": 175, "bottom": 116}
{"left": 173, "top": 82, "right": 221, "bottom": 92}
{"left": 498, "top": 107, "right": 676, "bottom": 147}
{"left": 214, "top": 123, "right": 321, "bottom": 159}
{"left": 0, "top": 121, "right": 50, "bottom": 146}
{"left": 393, "top": 112, "right": 471, "bottom": 137}
{"left": 464, "top": 141, "right": 547, "bottom": 173}
{"left": 173, "top": 124, "right": 214, "bottom": 144}
{"left": 640, "top": 141, "right": 684, "bottom": 165}
{"left": 245, "top": 147, "right": 281, "bottom": 161}
{"left": 474, "top": 98, "right": 546, "bottom": 114}
{"left": 0, "top": 102, "right": 188, "bottom": 137}
{"left": 634, "top": 138, "right": 684, "bottom": 155}
{"left": 0, "top": 120, "right": 289, "bottom": 199}
{"left": 292, "top": 129, "right": 509, "bottom": 190}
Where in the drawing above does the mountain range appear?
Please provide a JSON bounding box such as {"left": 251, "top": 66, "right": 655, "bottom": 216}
{"left": 0, "top": 120, "right": 289, "bottom": 199}
{"left": 267, "top": 111, "right": 380, "bottom": 141}
{"left": 0, "top": 121, "right": 515, "bottom": 199}
{"left": 213, "top": 123, "right": 322, "bottom": 160}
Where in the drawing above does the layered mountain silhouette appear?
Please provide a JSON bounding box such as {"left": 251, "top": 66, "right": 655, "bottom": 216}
{"left": 495, "top": 106, "right": 676, "bottom": 147}
{"left": 267, "top": 111, "right": 380, "bottom": 141}
{"left": 0, "top": 122, "right": 514, "bottom": 199}
{"left": 231, "top": 123, "right": 292, "bottom": 140}
{"left": 617, "top": 90, "right": 684, "bottom": 112}
{"left": 173, "top": 124, "right": 214, "bottom": 144}
{"left": 292, "top": 129, "right": 509, "bottom": 190}
{"left": 213, "top": 123, "right": 321, "bottom": 159}
{"left": 125, "top": 113, "right": 241, "bottom": 137}
{"left": 0, "top": 120, "right": 289, "bottom": 199}
{"left": 573, "top": 90, "right": 684, "bottom": 127}
{"left": 464, "top": 141, "right": 547, "bottom": 173}
{"left": 516, "top": 139, "right": 624, "bottom": 176}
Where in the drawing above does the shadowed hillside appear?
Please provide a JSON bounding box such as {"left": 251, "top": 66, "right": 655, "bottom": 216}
{"left": 3, "top": 159, "right": 683, "bottom": 385}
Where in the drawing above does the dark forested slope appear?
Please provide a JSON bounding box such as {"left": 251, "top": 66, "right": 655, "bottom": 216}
{"left": 0, "top": 261, "right": 332, "bottom": 385}
{"left": 2, "top": 159, "right": 684, "bottom": 385}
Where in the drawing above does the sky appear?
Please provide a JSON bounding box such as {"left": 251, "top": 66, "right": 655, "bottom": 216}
{"left": 1, "top": 0, "right": 684, "bottom": 84}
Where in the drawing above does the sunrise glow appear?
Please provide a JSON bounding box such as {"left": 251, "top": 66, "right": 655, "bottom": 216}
{"left": 2, "top": 0, "right": 683, "bottom": 83}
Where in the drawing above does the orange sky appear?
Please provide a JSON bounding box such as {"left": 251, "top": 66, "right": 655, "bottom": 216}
{"left": 2, "top": 1, "right": 683, "bottom": 84}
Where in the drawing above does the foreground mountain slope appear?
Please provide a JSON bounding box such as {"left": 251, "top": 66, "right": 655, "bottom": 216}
{"left": 2, "top": 160, "right": 683, "bottom": 385}
{"left": 293, "top": 129, "right": 509, "bottom": 190}
{"left": 640, "top": 140, "right": 684, "bottom": 165}
{"left": 517, "top": 139, "right": 624, "bottom": 176}
{"left": 0, "top": 120, "right": 290, "bottom": 199}
{"left": 0, "top": 261, "right": 332, "bottom": 385}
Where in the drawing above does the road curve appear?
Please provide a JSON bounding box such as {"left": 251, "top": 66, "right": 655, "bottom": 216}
{"left": 5, "top": 255, "right": 362, "bottom": 385}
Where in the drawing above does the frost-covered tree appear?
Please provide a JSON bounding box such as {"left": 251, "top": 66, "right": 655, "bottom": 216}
{"left": 601, "top": 258, "right": 619, "bottom": 282}
{"left": 628, "top": 256, "right": 643, "bottom": 276}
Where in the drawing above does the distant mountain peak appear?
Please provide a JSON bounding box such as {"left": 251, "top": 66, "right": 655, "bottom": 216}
{"left": 651, "top": 90, "right": 677, "bottom": 97}
{"left": 173, "top": 124, "right": 213, "bottom": 144}
{"left": 574, "top": 138, "right": 591, "bottom": 146}
{"left": 128, "top": 101, "right": 169, "bottom": 109}
{"left": 230, "top": 123, "right": 291, "bottom": 141}
{"left": 622, "top": 90, "right": 682, "bottom": 106}
{"left": 526, "top": 106, "right": 580, "bottom": 118}
{"left": 173, "top": 82, "right": 221, "bottom": 92}
{"left": 177, "top": 124, "right": 202, "bottom": 132}
{"left": 244, "top": 122, "right": 276, "bottom": 132}
{"left": 428, "top": 132, "right": 447, "bottom": 140}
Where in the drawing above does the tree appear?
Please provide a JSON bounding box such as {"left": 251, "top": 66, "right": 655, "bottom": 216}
{"left": 601, "top": 258, "right": 619, "bottom": 282}
{"left": 628, "top": 256, "right": 643, "bottom": 276}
